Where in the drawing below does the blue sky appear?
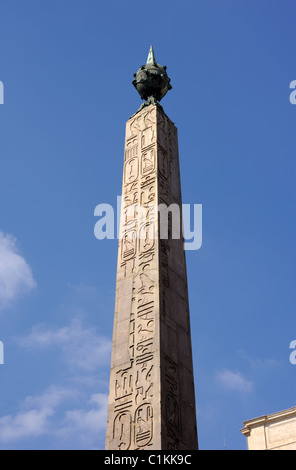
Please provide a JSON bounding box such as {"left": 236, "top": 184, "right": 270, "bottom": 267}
{"left": 0, "top": 0, "right": 295, "bottom": 450}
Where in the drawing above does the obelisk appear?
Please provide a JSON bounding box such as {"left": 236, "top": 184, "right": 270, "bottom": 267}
{"left": 105, "top": 46, "right": 198, "bottom": 450}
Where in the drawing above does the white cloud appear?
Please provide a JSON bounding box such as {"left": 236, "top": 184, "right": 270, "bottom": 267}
{"left": 0, "top": 385, "right": 108, "bottom": 449}
{"left": 10, "top": 317, "right": 111, "bottom": 448}
{"left": 216, "top": 368, "right": 253, "bottom": 394}
{"left": 63, "top": 393, "right": 107, "bottom": 432}
{"left": 58, "top": 392, "right": 108, "bottom": 448}
{"left": 0, "top": 386, "right": 72, "bottom": 444}
{"left": 237, "top": 348, "right": 281, "bottom": 369}
{"left": 17, "top": 317, "right": 112, "bottom": 372}
{"left": 0, "top": 231, "right": 36, "bottom": 311}
{"left": 0, "top": 409, "right": 50, "bottom": 443}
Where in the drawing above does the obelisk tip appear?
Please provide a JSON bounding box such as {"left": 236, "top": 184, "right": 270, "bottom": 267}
{"left": 146, "top": 45, "right": 156, "bottom": 65}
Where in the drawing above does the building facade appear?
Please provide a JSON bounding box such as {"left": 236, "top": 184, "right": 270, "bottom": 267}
{"left": 241, "top": 406, "right": 296, "bottom": 450}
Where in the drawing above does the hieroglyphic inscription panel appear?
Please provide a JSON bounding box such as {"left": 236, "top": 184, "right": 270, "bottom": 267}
{"left": 106, "top": 105, "right": 160, "bottom": 450}
{"left": 105, "top": 105, "right": 198, "bottom": 450}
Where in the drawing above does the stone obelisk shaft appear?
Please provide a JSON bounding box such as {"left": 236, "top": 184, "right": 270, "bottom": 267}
{"left": 105, "top": 104, "right": 198, "bottom": 450}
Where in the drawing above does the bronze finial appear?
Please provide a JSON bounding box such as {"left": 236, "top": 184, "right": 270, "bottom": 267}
{"left": 132, "top": 46, "right": 172, "bottom": 113}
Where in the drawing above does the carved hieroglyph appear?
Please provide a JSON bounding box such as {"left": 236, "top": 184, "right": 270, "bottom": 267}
{"left": 105, "top": 105, "right": 198, "bottom": 450}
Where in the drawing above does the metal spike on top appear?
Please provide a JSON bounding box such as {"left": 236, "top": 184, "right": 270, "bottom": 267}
{"left": 146, "top": 45, "right": 156, "bottom": 65}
